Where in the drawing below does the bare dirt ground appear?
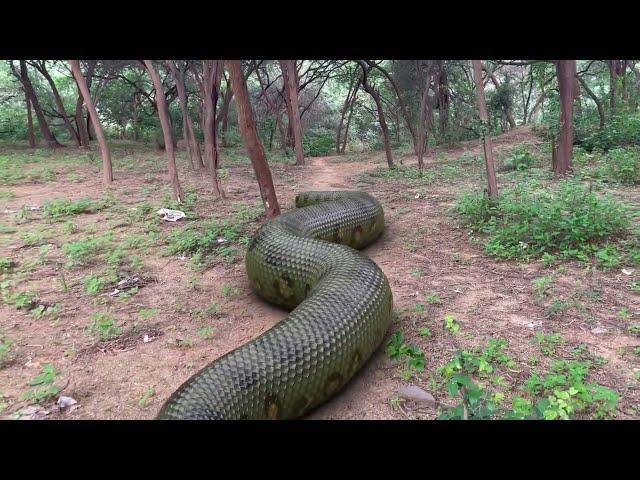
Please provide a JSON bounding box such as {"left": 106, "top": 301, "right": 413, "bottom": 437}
{"left": 1, "top": 129, "right": 639, "bottom": 420}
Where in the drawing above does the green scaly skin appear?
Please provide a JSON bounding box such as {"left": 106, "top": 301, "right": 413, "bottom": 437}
{"left": 157, "top": 191, "right": 393, "bottom": 419}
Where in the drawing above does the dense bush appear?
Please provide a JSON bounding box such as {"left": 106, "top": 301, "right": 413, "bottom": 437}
{"left": 456, "top": 180, "right": 633, "bottom": 261}
{"left": 604, "top": 147, "right": 640, "bottom": 184}
{"left": 578, "top": 115, "right": 640, "bottom": 152}
{"left": 502, "top": 145, "right": 536, "bottom": 171}
{"left": 302, "top": 128, "right": 334, "bottom": 157}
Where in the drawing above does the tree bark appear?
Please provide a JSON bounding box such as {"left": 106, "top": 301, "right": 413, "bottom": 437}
{"left": 166, "top": 60, "right": 203, "bottom": 170}
{"left": 202, "top": 60, "right": 224, "bottom": 197}
{"left": 576, "top": 75, "right": 605, "bottom": 128}
{"left": 25, "top": 91, "right": 35, "bottom": 148}
{"left": 279, "top": 60, "right": 305, "bottom": 165}
{"left": 359, "top": 61, "right": 394, "bottom": 168}
{"left": 609, "top": 60, "right": 618, "bottom": 115}
{"left": 32, "top": 61, "right": 80, "bottom": 146}
{"left": 555, "top": 60, "right": 576, "bottom": 176}
{"left": 143, "top": 60, "right": 183, "bottom": 201}
{"left": 17, "top": 61, "right": 61, "bottom": 148}
{"left": 417, "top": 66, "right": 435, "bottom": 171}
{"left": 367, "top": 61, "right": 419, "bottom": 154}
{"left": 341, "top": 95, "right": 357, "bottom": 154}
{"left": 217, "top": 76, "right": 234, "bottom": 147}
{"left": 472, "top": 61, "right": 499, "bottom": 198}
{"left": 69, "top": 60, "right": 113, "bottom": 184}
{"left": 336, "top": 74, "right": 360, "bottom": 154}
{"left": 227, "top": 60, "right": 280, "bottom": 218}
{"left": 74, "top": 61, "right": 95, "bottom": 148}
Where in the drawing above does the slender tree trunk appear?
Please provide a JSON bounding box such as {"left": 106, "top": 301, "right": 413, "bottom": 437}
{"left": 202, "top": 60, "right": 224, "bottom": 197}
{"left": 341, "top": 96, "right": 356, "bottom": 154}
{"left": 359, "top": 62, "right": 394, "bottom": 168}
{"left": 166, "top": 60, "right": 203, "bottom": 171}
{"left": 577, "top": 75, "right": 605, "bottom": 128}
{"left": 18, "top": 61, "right": 61, "bottom": 148}
{"left": 69, "top": 60, "right": 112, "bottom": 184}
{"left": 472, "top": 60, "right": 498, "bottom": 198}
{"left": 74, "top": 61, "right": 95, "bottom": 148}
{"left": 555, "top": 60, "right": 576, "bottom": 176}
{"left": 33, "top": 61, "right": 80, "bottom": 146}
{"left": 143, "top": 60, "right": 183, "bottom": 201}
{"left": 368, "top": 61, "right": 419, "bottom": 154}
{"left": 609, "top": 60, "right": 618, "bottom": 115}
{"left": 227, "top": 60, "right": 280, "bottom": 218}
{"left": 25, "top": 91, "right": 35, "bottom": 148}
{"left": 217, "top": 80, "right": 234, "bottom": 148}
{"left": 279, "top": 60, "right": 305, "bottom": 165}
{"left": 336, "top": 75, "right": 359, "bottom": 153}
{"left": 417, "top": 69, "right": 434, "bottom": 171}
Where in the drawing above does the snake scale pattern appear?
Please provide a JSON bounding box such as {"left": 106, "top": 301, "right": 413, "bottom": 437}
{"left": 157, "top": 191, "right": 393, "bottom": 419}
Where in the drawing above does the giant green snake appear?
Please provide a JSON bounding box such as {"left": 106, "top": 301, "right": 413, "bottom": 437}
{"left": 157, "top": 191, "right": 393, "bottom": 419}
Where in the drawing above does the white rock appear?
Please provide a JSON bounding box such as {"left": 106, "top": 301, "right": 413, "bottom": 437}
{"left": 57, "top": 396, "right": 77, "bottom": 410}
{"left": 397, "top": 385, "right": 436, "bottom": 406}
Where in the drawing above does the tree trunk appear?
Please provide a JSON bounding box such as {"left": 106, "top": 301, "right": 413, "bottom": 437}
{"left": 609, "top": 60, "right": 618, "bottom": 115}
{"left": 69, "top": 60, "right": 113, "bottom": 184}
{"left": 577, "top": 75, "right": 605, "bottom": 128}
{"left": 417, "top": 68, "right": 434, "bottom": 171}
{"left": 25, "top": 91, "right": 35, "bottom": 148}
{"left": 227, "top": 60, "right": 280, "bottom": 218}
{"left": 202, "top": 60, "right": 224, "bottom": 197}
{"left": 33, "top": 61, "right": 80, "bottom": 146}
{"left": 341, "top": 96, "right": 356, "bottom": 154}
{"left": 18, "top": 61, "right": 61, "bottom": 148}
{"left": 336, "top": 74, "right": 359, "bottom": 154}
{"left": 143, "top": 60, "right": 183, "bottom": 201}
{"left": 368, "top": 61, "right": 419, "bottom": 154}
{"left": 472, "top": 60, "right": 499, "bottom": 198}
{"left": 279, "top": 60, "right": 305, "bottom": 165}
{"left": 359, "top": 62, "right": 394, "bottom": 168}
{"left": 217, "top": 82, "right": 234, "bottom": 147}
{"left": 166, "top": 60, "right": 203, "bottom": 171}
{"left": 555, "top": 60, "right": 575, "bottom": 176}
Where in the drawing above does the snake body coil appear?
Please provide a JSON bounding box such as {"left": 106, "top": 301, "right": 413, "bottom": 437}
{"left": 157, "top": 191, "right": 393, "bottom": 419}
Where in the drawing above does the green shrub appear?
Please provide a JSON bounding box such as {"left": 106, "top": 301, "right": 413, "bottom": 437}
{"left": 42, "top": 198, "right": 96, "bottom": 218}
{"left": 456, "top": 180, "right": 633, "bottom": 261}
{"left": 604, "top": 147, "right": 640, "bottom": 184}
{"left": 579, "top": 114, "right": 640, "bottom": 152}
{"left": 302, "top": 129, "right": 335, "bottom": 157}
{"left": 503, "top": 145, "right": 536, "bottom": 171}
{"left": 86, "top": 312, "right": 122, "bottom": 340}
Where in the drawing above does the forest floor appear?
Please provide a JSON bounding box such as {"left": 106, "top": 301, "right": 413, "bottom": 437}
{"left": 1, "top": 127, "right": 639, "bottom": 419}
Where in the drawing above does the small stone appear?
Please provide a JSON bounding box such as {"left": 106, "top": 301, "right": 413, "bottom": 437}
{"left": 622, "top": 269, "right": 633, "bottom": 276}
{"left": 591, "top": 326, "right": 607, "bottom": 335}
{"left": 397, "top": 385, "right": 436, "bottom": 406}
{"left": 57, "top": 396, "right": 77, "bottom": 410}
{"left": 143, "top": 334, "right": 150, "bottom": 343}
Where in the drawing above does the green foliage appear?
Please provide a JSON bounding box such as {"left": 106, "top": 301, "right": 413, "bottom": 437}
{"left": 534, "top": 332, "right": 564, "bottom": 356}
{"left": 456, "top": 180, "right": 633, "bottom": 261}
{"left": 0, "top": 335, "right": 14, "bottom": 368}
{"left": 84, "top": 275, "right": 106, "bottom": 296}
{"left": 303, "top": 128, "right": 334, "bottom": 157}
{"left": 385, "top": 331, "right": 426, "bottom": 374}
{"left": 138, "top": 387, "right": 155, "bottom": 408}
{"left": 523, "top": 360, "right": 618, "bottom": 419}
{"left": 579, "top": 114, "right": 640, "bottom": 152}
{"left": 603, "top": 147, "right": 640, "bottom": 184}
{"left": 503, "top": 145, "right": 536, "bottom": 171}
{"left": 0, "top": 257, "right": 14, "bottom": 273}
{"left": 197, "top": 326, "right": 214, "bottom": 339}
{"left": 42, "top": 198, "right": 101, "bottom": 219}
{"left": 62, "top": 234, "right": 112, "bottom": 266}
{"left": 443, "top": 314, "right": 460, "bottom": 334}
{"left": 86, "top": 312, "right": 122, "bottom": 340}
{"left": 21, "top": 364, "right": 61, "bottom": 403}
